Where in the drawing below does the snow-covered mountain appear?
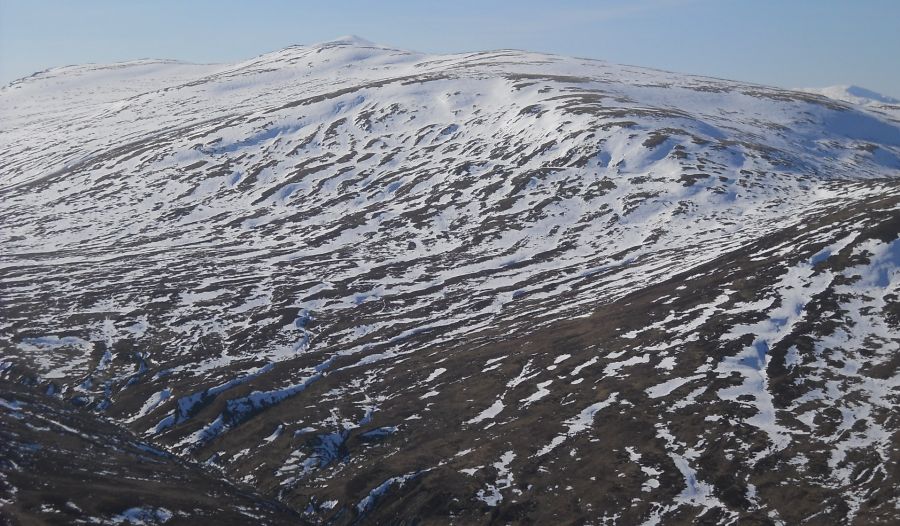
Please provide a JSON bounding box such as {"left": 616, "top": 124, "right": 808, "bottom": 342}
{"left": 801, "top": 85, "right": 900, "bottom": 126}
{"left": 802, "top": 84, "right": 899, "bottom": 106}
{"left": 1, "top": 37, "right": 899, "bottom": 524}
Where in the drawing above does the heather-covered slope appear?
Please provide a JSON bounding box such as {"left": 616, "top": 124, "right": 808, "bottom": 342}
{"left": 1, "top": 37, "right": 898, "bottom": 524}
{"left": 0, "top": 373, "right": 303, "bottom": 525}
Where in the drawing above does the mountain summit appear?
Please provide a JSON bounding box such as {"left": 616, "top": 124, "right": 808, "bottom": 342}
{"left": 320, "top": 34, "right": 381, "bottom": 47}
{"left": 1, "top": 40, "right": 899, "bottom": 524}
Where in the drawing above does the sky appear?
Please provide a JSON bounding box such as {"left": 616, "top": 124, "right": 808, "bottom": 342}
{"left": 1, "top": 0, "right": 898, "bottom": 97}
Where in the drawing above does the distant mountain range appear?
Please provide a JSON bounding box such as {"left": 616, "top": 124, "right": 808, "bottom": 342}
{"left": 2, "top": 37, "right": 899, "bottom": 525}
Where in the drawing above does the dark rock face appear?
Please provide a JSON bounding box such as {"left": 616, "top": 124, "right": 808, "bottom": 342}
{"left": 1, "top": 39, "right": 898, "bottom": 524}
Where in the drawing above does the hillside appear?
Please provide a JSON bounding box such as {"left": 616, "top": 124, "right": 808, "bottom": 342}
{"left": 1, "top": 37, "right": 899, "bottom": 525}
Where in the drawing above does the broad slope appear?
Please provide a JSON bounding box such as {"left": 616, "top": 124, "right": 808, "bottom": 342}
{"left": 1, "top": 37, "right": 899, "bottom": 524}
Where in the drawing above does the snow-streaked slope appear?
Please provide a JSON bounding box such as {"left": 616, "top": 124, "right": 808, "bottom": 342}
{"left": 1, "top": 38, "right": 899, "bottom": 524}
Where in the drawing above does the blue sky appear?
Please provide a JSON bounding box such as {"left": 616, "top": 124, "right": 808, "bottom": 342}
{"left": 1, "top": 0, "right": 898, "bottom": 97}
